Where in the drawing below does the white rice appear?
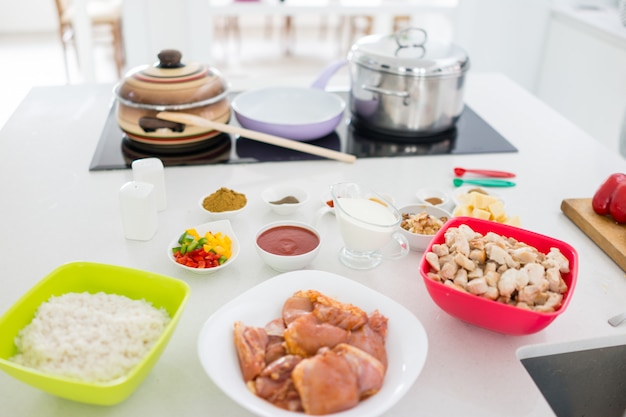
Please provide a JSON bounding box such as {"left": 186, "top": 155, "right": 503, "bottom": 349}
{"left": 10, "top": 292, "right": 171, "bottom": 383}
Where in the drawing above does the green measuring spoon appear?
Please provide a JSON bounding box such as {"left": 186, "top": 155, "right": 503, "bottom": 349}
{"left": 453, "top": 178, "right": 516, "bottom": 187}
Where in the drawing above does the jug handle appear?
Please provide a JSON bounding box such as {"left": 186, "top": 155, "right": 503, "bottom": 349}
{"left": 381, "top": 231, "right": 410, "bottom": 260}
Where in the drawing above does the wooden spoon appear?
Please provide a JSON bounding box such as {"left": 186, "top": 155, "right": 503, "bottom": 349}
{"left": 156, "top": 111, "right": 356, "bottom": 164}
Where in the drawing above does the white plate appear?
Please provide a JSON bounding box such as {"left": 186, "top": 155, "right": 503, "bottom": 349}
{"left": 167, "top": 220, "right": 240, "bottom": 274}
{"left": 197, "top": 270, "right": 428, "bottom": 417}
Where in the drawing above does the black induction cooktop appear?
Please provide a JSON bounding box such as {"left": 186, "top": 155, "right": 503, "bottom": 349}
{"left": 89, "top": 91, "right": 517, "bottom": 171}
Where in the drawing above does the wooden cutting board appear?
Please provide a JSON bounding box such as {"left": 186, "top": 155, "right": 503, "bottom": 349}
{"left": 561, "top": 198, "right": 626, "bottom": 272}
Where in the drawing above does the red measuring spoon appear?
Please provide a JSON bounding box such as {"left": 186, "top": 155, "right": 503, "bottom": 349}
{"left": 454, "top": 167, "right": 516, "bottom": 178}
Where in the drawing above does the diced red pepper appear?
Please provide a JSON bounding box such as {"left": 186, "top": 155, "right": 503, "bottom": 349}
{"left": 173, "top": 246, "right": 228, "bottom": 269}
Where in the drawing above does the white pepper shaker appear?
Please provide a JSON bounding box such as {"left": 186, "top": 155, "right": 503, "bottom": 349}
{"left": 132, "top": 157, "right": 167, "bottom": 211}
{"left": 119, "top": 181, "right": 158, "bottom": 241}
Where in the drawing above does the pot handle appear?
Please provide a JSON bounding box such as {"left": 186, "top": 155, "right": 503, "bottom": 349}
{"left": 139, "top": 116, "right": 185, "bottom": 133}
{"left": 310, "top": 59, "right": 348, "bottom": 90}
{"left": 361, "top": 85, "right": 409, "bottom": 98}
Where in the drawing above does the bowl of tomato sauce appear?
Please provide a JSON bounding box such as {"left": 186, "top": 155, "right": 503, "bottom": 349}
{"left": 255, "top": 221, "right": 321, "bottom": 272}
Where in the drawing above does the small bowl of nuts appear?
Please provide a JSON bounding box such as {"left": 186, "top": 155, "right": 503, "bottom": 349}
{"left": 398, "top": 204, "right": 452, "bottom": 251}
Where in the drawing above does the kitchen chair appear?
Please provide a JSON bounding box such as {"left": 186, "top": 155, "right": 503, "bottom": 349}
{"left": 53, "top": 0, "right": 125, "bottom": 80}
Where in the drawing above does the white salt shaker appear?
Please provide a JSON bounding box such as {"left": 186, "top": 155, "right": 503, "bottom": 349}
{"left": 119, "top": 181, "right": 158, "bottom": 241}
{"left": 132, "top": 157, "right": 167, "bottom": 211}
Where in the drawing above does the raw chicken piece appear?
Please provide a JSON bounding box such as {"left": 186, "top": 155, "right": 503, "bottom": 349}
{"left": 264, "top": 318, "right": 287, "bottom": 364}
{"left": 265, "top": 335, "right": 286, "bottom": 365}
{"left": 313, "top": 303, "right": 367, "bottom": 331}
{"left": 295, "top": 290, "right": 368, "bottom": 331}
{"left": 265, "top": 317, "right": 286, "bottom": 336}
{"left": 348, "top": 311, "right": 388, "bottom": 370}
{"left": 292, "top": 347, "right": 359, "bottom": 415}
{"left": 282, "top": 295, "right": 313, "bottom": 326}
{"left": 253, "top": 355, "right": 303, "bottom": 412}
{"left": 367, "top": 309, "right": 388, "bottom": 339}
{"left": 333, "top": 343, "right": 385, "bottom": 399}
{"left": 233, "top": 321, "right": 268, "bottom": 382}
{"left": 283, "top": 313, "right": 349, "bottom": 357}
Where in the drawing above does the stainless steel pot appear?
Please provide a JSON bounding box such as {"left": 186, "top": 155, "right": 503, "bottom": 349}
{"left": 347, "top": 28, "right": 470, "bottom": 136}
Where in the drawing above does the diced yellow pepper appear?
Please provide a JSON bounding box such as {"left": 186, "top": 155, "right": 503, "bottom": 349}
{"left": 202, "top": 230, "right": 233, "bottom": 259}
{"left": 186, "top": 228, "right": 200, "bottom": 239}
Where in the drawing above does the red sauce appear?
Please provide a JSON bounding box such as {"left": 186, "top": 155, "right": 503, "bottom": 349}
{"left": 257, "top": 225, "right": 319, "bottom": 256}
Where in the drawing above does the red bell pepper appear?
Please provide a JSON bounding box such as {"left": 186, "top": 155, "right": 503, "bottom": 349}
{"left": 592, "top": 173, "right": 626, "bottom": 223}
{"left": 608, "top": 181, "right": 626, "bottom": 223}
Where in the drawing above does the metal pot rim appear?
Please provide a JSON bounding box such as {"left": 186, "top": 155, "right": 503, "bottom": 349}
{"left": 348, "top": 28, "right": 470, "bottom": 77}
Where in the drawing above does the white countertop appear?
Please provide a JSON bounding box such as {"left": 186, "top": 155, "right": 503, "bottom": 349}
{"left": 1, "top": 72, "right": 626, "bottom": 416}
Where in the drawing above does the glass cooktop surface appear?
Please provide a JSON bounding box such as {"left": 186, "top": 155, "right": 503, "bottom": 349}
{"left": 89, "top": 90, "right": 517, "bottom": 171}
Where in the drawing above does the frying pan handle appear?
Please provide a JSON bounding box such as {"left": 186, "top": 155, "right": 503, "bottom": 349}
{"left": 310, "top": 59, "right": 347, "bottom": 90}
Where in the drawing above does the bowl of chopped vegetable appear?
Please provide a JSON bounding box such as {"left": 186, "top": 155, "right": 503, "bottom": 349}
{"left": 168, "top": 220, "right": 240, "bottom": 274}
{"left": 398, "top": 204, "right": 452, "bottom": 251}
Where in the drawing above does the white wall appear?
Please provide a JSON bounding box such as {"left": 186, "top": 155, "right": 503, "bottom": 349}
{"left": 0, "top": 0, "right": 57, "bottom": 33}
{"left": 453, "top": 0, "right": 551, "bottom": 92}
{"left": 536, "top": 8, "right": 626, "bottom": 154}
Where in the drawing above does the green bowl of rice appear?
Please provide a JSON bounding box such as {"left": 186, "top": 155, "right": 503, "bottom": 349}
{"left": 0, "top": 261, "right": 190, "bottom": 405}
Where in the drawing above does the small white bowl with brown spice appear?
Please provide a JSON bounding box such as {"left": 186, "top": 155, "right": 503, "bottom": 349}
{"left": 399, "top": 204, "right": 452, "bottom": 251}
{"left": 261, "top": 185, "right": 309, "bottom": 216}
{"left": 415, "top": 187, "right": 453, "bottom": 211}
{"left": 199, "top": 187, "right": 248, "bottom": 220}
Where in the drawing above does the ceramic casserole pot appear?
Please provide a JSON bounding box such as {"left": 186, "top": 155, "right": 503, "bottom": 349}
{"left": 114, "top": 49, "right": 230, "bottom": 146}
{"left": 347, "top": 28, "right": 470, "bottom": 137}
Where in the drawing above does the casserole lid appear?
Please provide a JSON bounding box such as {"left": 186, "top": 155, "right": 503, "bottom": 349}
{"left": 114, "top": 49, "right": 229, "bottom": 111}
{"left": 348, "top": 28, "right": 470, "bottom": 77}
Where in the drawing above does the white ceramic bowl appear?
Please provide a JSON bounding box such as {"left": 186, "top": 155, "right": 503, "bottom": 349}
{"left": 398, "top": 204, "right": 452, "bottom": 251}
{"left": 197, "top": 270, "right": 428, "bottom": 417}
{"left": 415, "top": 187, "right": 453, "bottom": 211}
{"left": 199, "top": 192, "right": 248, "bottom": 220}
{"left": 255, "top": 221, "right": 321, "bottom": 272}
{"left": 168, "top": 220, "right": 240, "bottom": 274}
{"left": 261, "top": 185, "right": 309, "bottom": 216}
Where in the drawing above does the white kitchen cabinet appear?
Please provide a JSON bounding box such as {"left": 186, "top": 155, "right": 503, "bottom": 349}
{"left": 536, "top": 2, "right": 626, "bottom": 156}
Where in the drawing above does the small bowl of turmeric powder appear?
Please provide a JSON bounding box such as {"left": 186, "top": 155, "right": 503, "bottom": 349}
{"left": 199, "top": 187, "right": 248, "bottom": 220}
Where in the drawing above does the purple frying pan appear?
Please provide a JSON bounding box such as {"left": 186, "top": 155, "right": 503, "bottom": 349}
{"left": 231, "top": 60, "right": 347, "bottom": 141}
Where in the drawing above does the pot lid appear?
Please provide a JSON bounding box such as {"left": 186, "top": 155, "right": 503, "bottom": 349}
{"left": 348, "top": 28, "right": 469, "bottom": 77}
{"left": 114, "top": 49, "right": 229, "bottom": 111}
